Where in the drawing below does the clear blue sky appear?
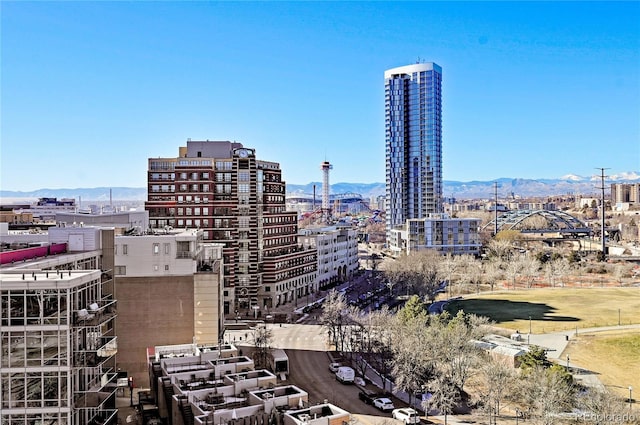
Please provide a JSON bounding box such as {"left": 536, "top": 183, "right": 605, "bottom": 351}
{"left": 2, "top": 1, "right": 639, "bottom": 191}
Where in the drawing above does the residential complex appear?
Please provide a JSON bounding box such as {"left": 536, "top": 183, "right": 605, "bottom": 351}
{"left": 388, "top": 214, "right": 482, "bottom": 256}
{"left": 145, "top": 141, "right": 317, "bottom": 315}
{"left": 145, "top": 342, "right": 349, "bottom": 425}
{"left": 611, "top": 182, "right": 640, "bottom": 206}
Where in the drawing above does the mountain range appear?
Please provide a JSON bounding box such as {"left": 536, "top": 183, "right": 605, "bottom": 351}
{"left": 1, "top": 172, "right": 638, "bottom": 202}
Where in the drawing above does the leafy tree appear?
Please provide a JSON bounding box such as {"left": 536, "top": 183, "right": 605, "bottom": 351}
{"left": 397, "top": 295, "right": 427, "bottom": 324}
{"left": 519, "top": 345, "right": 549, "bottom": 370}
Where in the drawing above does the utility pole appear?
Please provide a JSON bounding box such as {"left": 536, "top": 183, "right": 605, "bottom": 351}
{"left": 494, "top": 182, "right": 499, "bottom": 236}
{"left": 596, "top": 168, "right": 609, "bottom": 261}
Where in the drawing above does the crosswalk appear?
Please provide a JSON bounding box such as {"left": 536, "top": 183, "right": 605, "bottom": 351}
{"left": 224, "top": 324, "right": 329, "bottom": 350}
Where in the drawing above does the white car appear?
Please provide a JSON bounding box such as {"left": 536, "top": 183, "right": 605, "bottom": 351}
{"left": 329, "top": 362, "right": 342, "bottom": 373}
{"left": 373, "top": 397, "right": 395, "bottom": 411}
{"left": 392, "top": 408, "right": 420, "bottom": 424}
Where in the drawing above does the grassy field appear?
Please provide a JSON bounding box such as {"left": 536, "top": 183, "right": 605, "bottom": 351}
{"left": 446, "top": 287, "right": 640, "bottom": 401}
{"left": 564, "top": 331, "right": 640, "bottom": 400}
{"left": 446, "top": 287, "right": 640, "bottom": 334}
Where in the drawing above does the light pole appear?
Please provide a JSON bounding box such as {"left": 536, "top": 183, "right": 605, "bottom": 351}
{"left": 566, "top": 355, "right": 570, "bottom": 370}
{"left": 629, "top": 386, "right": 633, "bottom": 412}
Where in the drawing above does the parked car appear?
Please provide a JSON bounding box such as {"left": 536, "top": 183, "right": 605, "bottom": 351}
{"left": 392, "top": 408, "right": 420, "bottom": 424}
{"left": 373, "top": 397, "right": 395, "bottom": 411}
{"left": 335, "top": 366, "right": 355, "bottom": 384}
{"left": 358, "top": 390, "right": 377, "bottom": 405}
{"left": 329, "top": 362, "right": 342, "bottom": 373}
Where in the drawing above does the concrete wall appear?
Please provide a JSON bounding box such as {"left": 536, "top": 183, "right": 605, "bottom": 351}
{"left": 116, "top": 275, "right": 195, "bottom": 386}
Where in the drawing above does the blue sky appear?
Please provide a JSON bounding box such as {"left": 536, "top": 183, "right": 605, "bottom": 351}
{"left": 2, "top": 1, "right": 639, "bottom": 191}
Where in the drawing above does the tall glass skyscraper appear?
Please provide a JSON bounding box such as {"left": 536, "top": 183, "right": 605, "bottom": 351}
{"left": 385, "top": 62, "right": 443, "bottom": 235}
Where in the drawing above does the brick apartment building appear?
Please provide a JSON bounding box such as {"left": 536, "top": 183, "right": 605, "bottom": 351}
{"left": 145, "top": 141, "right": 317, "bottom": 316}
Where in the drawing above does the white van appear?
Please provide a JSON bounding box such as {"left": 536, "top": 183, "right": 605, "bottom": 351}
{"left": 335, "top": 366, "right": 355, "bottom": 384}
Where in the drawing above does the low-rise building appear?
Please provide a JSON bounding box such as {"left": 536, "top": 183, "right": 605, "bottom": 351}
{"left": 299, "top": 226, "right": 359, "bottom": 292}
{"left": 388, "top": 214, "right": 482, "bottom": 256}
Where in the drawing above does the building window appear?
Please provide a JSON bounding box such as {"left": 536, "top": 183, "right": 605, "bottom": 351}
{"left": 122, "top": 244, "right": 128, "bottom": 255}
{"left": 115, "top": 266, "right": 126, "bottom": 275}
{"left": 165, "top": 265, "right": 170, "bottom": 271}
{"left": 153, "top": 265, "right": 159, "bottom": 271}
{"left": 164, "top": 243, "right": 170, "bottom": 254}
{"left": 153, "top": 243, "right": 160, "bottom": 255}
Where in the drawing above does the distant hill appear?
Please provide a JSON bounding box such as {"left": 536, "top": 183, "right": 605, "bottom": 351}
{"left": 1, "top": 172, "right": 638, "bottom": 202}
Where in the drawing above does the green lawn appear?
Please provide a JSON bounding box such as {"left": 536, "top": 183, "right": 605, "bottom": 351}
{"left": 445, "top": 287, "right": 640, "bottom": 334}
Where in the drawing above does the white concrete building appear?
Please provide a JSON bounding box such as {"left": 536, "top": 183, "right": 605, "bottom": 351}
{"left": 388, "top": 214, "right": 482, "bottom": 256}
{"left": 299, "top": 226, "right": 359, "bottom": 292}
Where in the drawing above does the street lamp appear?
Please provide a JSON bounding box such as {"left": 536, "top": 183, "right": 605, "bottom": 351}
{"left": 566, "top": 355, "right": 570, "bottom": 370}
{"left": 629, "top": 386, "right": 633, "bottom": 412}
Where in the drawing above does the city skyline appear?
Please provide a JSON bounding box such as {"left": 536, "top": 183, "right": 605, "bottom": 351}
{"left": 2, "top": 1, "right": 639, "bottom": 191}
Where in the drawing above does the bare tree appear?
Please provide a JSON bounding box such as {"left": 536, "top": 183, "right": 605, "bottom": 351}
{"left": 433, "top": 311, "right": 490, "bottom": 394}
{"left": 520, "top": 255, "right": 540, "bottom": 288}
{"left": 458, "top": 255, "right": 483, "bottom": 294}
{"left": 438, "top": 253, "right": 461, "bottom": 297}
{"left": 390, "top": 314, "right": 436, "bottom": 408}
{"left": 543, "top": 257, "right": 571, "bottom": 287}
{"left": 576, "top": 387, "right": 637, "bottom": 425}
{"left": 473, "top": 360, "right": 517, "bottom": 423}
{"left": 385, "top": 250, "right": 443, "bottom": 302}
{"left": 517, "top": 365, "right": 575, "bottom": 425}
{"left": 252, "top": 324, "right": 273, "bottom": 369}
{"left": 483, "top": 259, "right": 504, "bottom": 291}
{"left": 486, "top": 238, "right": 514, "bottom": 261}
{"left": 504, "top": 255, "right": 524, "bottom": 289}
{"left": 320, "top": 289, "right": 350, "bottom": 352}
{"left": 422, "top": 374, "right": 459, "bottom": 425}
{"left": 354, "top": 307, "right": 394, "bottom": 390}
{"left": 613, "top": 263, "right": 632, "bottom": 286}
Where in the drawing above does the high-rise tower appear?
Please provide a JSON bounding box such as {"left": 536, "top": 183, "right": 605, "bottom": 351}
{"left": 384, "top": 62, "right": 443, "bottom": 235}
